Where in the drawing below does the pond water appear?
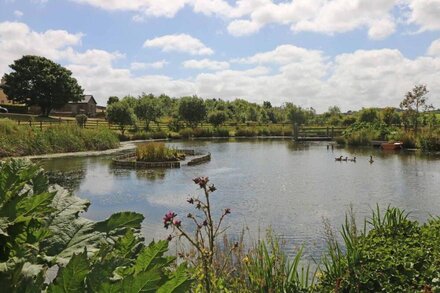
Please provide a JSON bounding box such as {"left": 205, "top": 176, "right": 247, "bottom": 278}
{"left": 38, "top": 139, "right": 440, "bottom": 259}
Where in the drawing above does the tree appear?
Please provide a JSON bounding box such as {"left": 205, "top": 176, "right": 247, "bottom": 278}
{"left": 381, "top": 107, "right": 401, "bottom": 126}
{"left": 106, "top": 101, "right": 136, "bottom": 135}
{"left": 358, "top": 108, "right": 379, "bottom": 123}
{"left": 286, "top": 103, "right": 306, "bottom": 125}
{"left": 107, "top": 96, "right": 119, "bottom": 105}
{"left": 208, "top": 110, "right": 228, "bottom": 127}
{"left": 134, "top": 94, "right": 163, "bottom": 130}
{"left": 178, "top": 96, "right": 207, "bottom": 128}
{"left": 1, "top": 55, "right": 83, "bottom": 116}
{"left": 400, "top": 84, "right": 433, "bottom": 135}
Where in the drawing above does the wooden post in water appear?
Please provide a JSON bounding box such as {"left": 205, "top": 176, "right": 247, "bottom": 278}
{"left": 326, "top": 127, "right": 329, "bottom": 137}
{"left": 331, "top": 127, "right": 334, "bottom": 139}
{"left": 40, "top": 121, "right": 42, "bottom": 130}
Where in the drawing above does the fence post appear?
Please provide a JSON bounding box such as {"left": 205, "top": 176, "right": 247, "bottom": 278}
{"left": 29, "top": 120, "right": 32, "bottom": 127}
{"left": 326, "top": 127, "right": 329, "bottom": 137}
{"left": 331, "top": 127, "right": 334, "bottom": 138}
{"left": 40, "top": 121, "right": 42, "bottom": 131}
{"left": 18, "top": 120, "right": 21, "bottom": 125}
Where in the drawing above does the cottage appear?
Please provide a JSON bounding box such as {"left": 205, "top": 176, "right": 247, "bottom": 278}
{"left": 53, "top": 95, "right": 97, "bottom": 117}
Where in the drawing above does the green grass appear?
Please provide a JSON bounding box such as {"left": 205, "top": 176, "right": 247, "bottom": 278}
{"left": 0, "top": 118, "right": 119, "bottom": 157}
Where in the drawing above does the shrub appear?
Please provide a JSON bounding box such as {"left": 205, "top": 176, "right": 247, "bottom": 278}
{"left": 130, "top": 130, "right": 152, "bottom": 140}
{"left": 150, "top": 130, "right": 168, "bottom": 139}
{"left": 75, "top": 114, "right": 88, "bottom": 128}
{"left": 179, "top": 127, "right": 194, "bottom": 139}
{"left": 193, "top": 127, "right": 213, "bottom": 137}
{"left": 213, "top": 127, "right": 230, "bottom": 137}
{"left": 418, "top": 131, "right": 440, "bottom": 152}
{"left": 335, "top": 136, "right": 346, "bottom": 145}
{"left": 235, "top": 127, "right": 257, "bottom": 137}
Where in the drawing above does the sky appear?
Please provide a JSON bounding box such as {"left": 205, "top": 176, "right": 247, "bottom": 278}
{"left": 0, "top": 0, "right": 439, "bottom": 112}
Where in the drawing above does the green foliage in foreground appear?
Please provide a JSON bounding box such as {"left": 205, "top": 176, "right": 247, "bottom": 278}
{"left": 0, "top": 159, "right": 192, "bottom": 292}
{"left": 0, "top": 119, "right": 119, "bottom": 157}
{"left": 317, "top": 206, "right": 440, "bottom": 292}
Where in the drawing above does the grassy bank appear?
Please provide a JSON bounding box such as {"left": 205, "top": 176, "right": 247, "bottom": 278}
{"left": 0, "top": 118, "right": 119, "bottom": 157}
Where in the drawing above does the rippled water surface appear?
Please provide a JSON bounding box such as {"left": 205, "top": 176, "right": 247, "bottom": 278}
{"left": 39, "top": 139, "right": 440, "bottom": 258}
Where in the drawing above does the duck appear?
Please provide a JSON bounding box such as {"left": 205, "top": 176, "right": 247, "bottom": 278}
{"left": 369, "top": 155, "right": 374, "bottom": 164}
{"left": 335, "top": 155, "right": 343, "bottom": 161}
{"left": 349, "top": 156, "right": 356, "bottom": 162}
{"left": 342, "top": 157, "right": 348, "bottom": 162}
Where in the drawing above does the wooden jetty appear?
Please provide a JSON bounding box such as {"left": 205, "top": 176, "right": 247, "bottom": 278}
{"left": 292, "top": 125, "right": 345, "bottom": 141}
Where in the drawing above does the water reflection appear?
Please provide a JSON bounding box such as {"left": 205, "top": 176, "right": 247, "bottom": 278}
{"left": 38, "top": 140, "right": 440, "bottom": 259}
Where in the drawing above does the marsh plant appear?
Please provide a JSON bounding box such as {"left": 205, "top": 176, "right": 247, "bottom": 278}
{"left": 136, "top": 142, "right": 183, "bottom": 162}
{"left": 163, "top": 177, "right": 232, "bottom": 292}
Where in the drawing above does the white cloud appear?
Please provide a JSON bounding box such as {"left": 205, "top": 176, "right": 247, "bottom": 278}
{"left": 427, "top": 39, "right": 440, "bottom": 56}
{"left": 71, "top": 0, "right": 440, "bottom": 39}
{"left": 0, "top": 21, "right": 83, "bottom": 73}
{"left": 182, "top": 58, "right": 229, "bottom": 70}
{"left": 143, "top": 34, "right": 213, "bottom": 55}
{"left": 1, "top": 21, "right": 440, "bottom": 111}
{"left": 130, "top": 60, "right": 168, "bottom": 70}
{"left": 407, "top": 0, "right": 440, "bottom": 31}
{"left": 13, "top": 10, "right": 23, "bottom": 17}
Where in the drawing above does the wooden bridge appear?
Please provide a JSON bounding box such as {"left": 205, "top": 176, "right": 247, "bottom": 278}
{"left": 292, "top": 125, "right": 345, "bottom": 141}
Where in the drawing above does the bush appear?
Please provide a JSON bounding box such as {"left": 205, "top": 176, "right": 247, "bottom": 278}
{"left": 75, "top": 114, "right": 88, "bottom": 128}
{"left": 193, "top": 127, "right": 213, "bottom": 137}
{"left": 130, "top": 130, "right": 152, "bottom": 140}
{"left": 235, "top": 127, "right": 257, "bottom": 137}
{"left": 418, "top": 131, "right": 440, "bottom": 152}
{"left": 179, "top": 127, "right": 194, "bottom": 139}
{"left": 213, "top": 127, "right": 230, "bottom": 137}
{"left": 335, "top": 136, "right": 346, "bottom": 145}
{"left": 150, "top": 130, "right": 168, "bottom": 139}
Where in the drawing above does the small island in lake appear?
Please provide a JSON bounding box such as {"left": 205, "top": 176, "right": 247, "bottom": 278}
{"left": 112, "top": 142, "right": 211, "bottom": 168}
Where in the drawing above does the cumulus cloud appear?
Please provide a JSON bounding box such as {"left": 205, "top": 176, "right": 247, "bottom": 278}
{"left": 1, "top": 21, "right": 440, "bottom": 111}
{"left": 70, "top": 0, "right": 440, "bottom": 39}
{"left": 13, "top": 10, "right": 24, "bottom": 17}
{"left": 407, "top": 0, "right": 440, "bottom": 32}
{"left": 182, "top": 59, "right": 229, "bottom": 70}
{"left": 130, "top": 60, "right": 168, "bottom": 70}
{"left": 427, "top": 39, "right": 440, "bottom": 56}
{"left": 143, "top": 34, "right": 213, "bottom": 55}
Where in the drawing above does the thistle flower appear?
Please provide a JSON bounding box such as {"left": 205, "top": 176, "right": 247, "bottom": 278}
{"left": 173, "top": 219, "right": 182, "bottom": 228}
{"left": 193, "top": 176, "right": 209, "bottom": 188}
{"left": 163, "top": 211, "right": 177, "bottom": 229}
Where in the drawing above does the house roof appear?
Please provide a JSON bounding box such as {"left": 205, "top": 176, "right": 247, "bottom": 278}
{"left": 69, "top": 95, "right": 97, "bottom": 105}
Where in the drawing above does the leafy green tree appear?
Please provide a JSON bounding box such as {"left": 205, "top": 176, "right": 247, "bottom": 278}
{"left": 208, "top": 110, "right": 228, "bottom": 127}
{"left": 381, "top": 107, "right": 401, "bottom": 126}
{"left": 286, "top": 103, "right": 306, "bottom": 125}
{"left": 106, "top": 101, "right": 136, "bottom": 134}
{"left": 107, "top": 96, "right": 119, "bottom": 105}
{"left": 400, "top": 84, "right": 433, "bottom": 135}
{"left": 327, "top": 105, "right": 341, "bottom": 117}
{"left": 178, "top": 96, "right": 207, "bottom": 128}
{"left": 358, "top": 108, "right": 379, "bottom": 123}
{"left": 1, "top": 55, "right": 83, "bottom": 116}
{"left": 75, "top": 114, "right": 88, "bottom": 128}
{"left": 135, "top": 94, "right": 163, "bottom": 130}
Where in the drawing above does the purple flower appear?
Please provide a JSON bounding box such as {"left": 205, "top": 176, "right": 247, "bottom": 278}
{"left": 163, "top": 211, "right": 177, "bottom": 229}
{"left": 173, "top": 219, "right": 182, "bottom": 228}
{"left": 193, "top": 176, "right": 209, "bottom": 188}
{"left": 203, "top": 220, "right": 208, "bottom": 226}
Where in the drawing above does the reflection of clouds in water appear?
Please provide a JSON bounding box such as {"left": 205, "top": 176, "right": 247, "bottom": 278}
{"left": 146, "top": 192, "right": 188, "bottom": 208}
{"left": 80, "top": 168, "right": 117, "bottom": 196}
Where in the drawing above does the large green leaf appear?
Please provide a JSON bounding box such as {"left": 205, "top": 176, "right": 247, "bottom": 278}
{"left": 48, "top": 251, "right": 90, "bottom": 293}
{"left": 48, "top": 187, "right": 90, "bottom": 220}
{"left": 120, "top": 269, "right": 164, "bottom": 293}
{"left": 95, "top": 212, "right": 144, "bottom": 235}
{"left": 42, "top": 217, "right": 101, "bottom": 264}
{"left": 134, "top": 240, "right": 171, "bottom": 274}
{"left": 157, "top": 264, "right": 192, "bottom": 293}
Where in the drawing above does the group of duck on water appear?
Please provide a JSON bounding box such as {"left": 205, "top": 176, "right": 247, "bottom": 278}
{"left": 334, "top": 155, "right": 374, "bottom": 164}
{"left": 327, "top": 144, "right": 374, "bottom": 164}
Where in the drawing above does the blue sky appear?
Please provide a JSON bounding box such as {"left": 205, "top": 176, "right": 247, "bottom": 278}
{"left": 1, "top": 0, "right": 439, "bottom": 111}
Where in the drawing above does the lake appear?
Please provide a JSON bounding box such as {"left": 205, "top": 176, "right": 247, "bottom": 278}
{"left": 38, "top": 139, "right": 440, "bottom": 259}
